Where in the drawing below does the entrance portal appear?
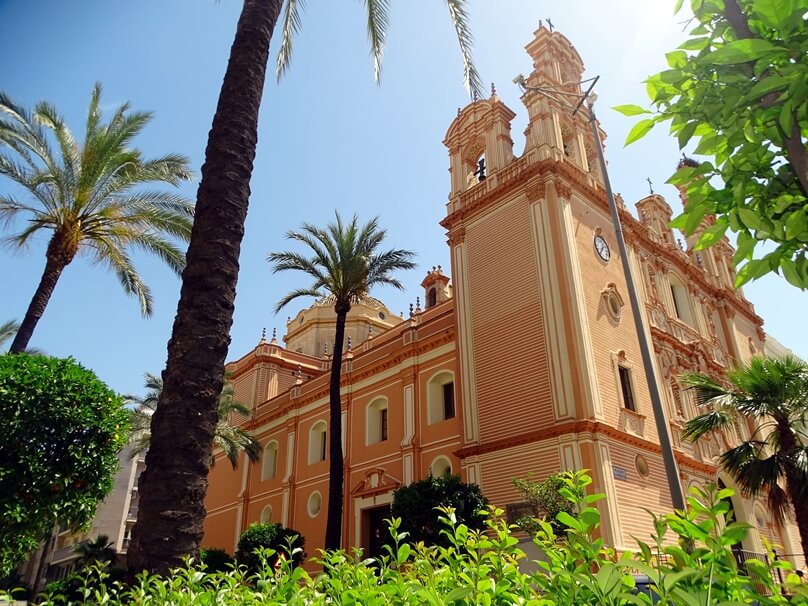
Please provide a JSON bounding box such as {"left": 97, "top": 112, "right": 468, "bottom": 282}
{"left": 362, "top": 505, "right": 391, "bottom": 560}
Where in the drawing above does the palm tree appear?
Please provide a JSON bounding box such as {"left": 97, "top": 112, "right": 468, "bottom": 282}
{"left": 73, "top": 534, "right": 117, "bottom": 568}
{"left": 130, "top": 0, "right": 481, "bottom": 576}
{"left": 269, "top": 212, "right": 415, "bottom": 550}
{"left": 127, "top": 373, "right": 261, "bottom": 470}
{"left": 0, "top": 84, "right": 194, "bottom": 353}
{"left": 682, "top": 355, "right": 808, "bottom": 561}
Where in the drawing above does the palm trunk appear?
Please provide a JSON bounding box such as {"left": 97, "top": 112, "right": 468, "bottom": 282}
{"left": 778, "top": 421, "right": 808, "bottom": 565}
{"left": 126, "top": 0, "right": 283, "bottom": 577}
{"left": 324, "top": 302, "right": 349, "bottom": 551}
{"left": 10, "top": 252, "right": 68, "bottom": 353}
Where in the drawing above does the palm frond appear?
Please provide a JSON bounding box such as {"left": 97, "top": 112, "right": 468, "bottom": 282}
{"left": 444, "top": 0, "right": 485, "bottom": 100}
{"left": 362, "top": 0, "right": 391, "bottom": 83}
{"left": 682, "top": 407, "right": 735, "bottom": 442}
{"left": 269, "top": 211, "right": 414, "bottom": 317}
{"left": 93, "top": 240, "right": 154, "bottom": 316}
{"left": 276, "top": 0, "right": 306, "bottom": 81}
{"left": 0, "top": 319, "right": 20, "bottom": 349}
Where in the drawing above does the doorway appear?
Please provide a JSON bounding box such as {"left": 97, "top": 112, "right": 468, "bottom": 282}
{"left": 361, "top": 505, "right": 391, "bottom": 560}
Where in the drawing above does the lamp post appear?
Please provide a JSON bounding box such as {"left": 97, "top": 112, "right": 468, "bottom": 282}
{"left": 515, "top": 74, "right": 686, "bottom": 511}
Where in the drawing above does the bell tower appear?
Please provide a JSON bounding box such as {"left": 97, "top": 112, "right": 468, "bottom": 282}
{"left": 520, "top": 26, "right": 604, "bottom": 181}
{"left": 444, "top": 86, "right": 516, "bottom": 198}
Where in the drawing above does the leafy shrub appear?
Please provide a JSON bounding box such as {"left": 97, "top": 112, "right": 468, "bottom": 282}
{"left": 28, "top": 471, "right": 808, "bottom": 605}
{"left": 236, "top": 522, "right": 305, "bottom": 573}
{"left": 512, "top": 471, "right": 578, "bottom": 535}
{"left": 0, "top": 354, "right": 130, "bottom": 575}
{"left": 390, "top": 473, "right": 488, "bottom": 546}
{"left": 199, "top": 547, "right": 235, "bottom": 573}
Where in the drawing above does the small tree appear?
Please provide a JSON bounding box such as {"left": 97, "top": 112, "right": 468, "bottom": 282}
{"left": 236, "top": 522, "right": 305, "bottom": 574}
{"left": 390, "top": 474, "right": 488, "bottom": 547}
{"left": 512, "top": 473, "right": 578, "bottom": 536}
{"left": 74, "top": 535, "right": 117, "bottom": 569}
{"left": 0, "top": 354, "right": 130, "bottom": 575}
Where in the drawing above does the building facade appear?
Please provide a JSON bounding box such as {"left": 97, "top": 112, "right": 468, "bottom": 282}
{"left": 203, "top": 25, "right": 802, "bottom": 565}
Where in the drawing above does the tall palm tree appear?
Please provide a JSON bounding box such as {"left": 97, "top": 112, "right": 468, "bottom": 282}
{"left": 0, "top": 85, "right": 194, "bottom": 353}
{"left": 127, "top": 372, "right": 261, "bottom": 470}
{"left": 130, "top": 0, "right": 481, "bottom": 576}
{"left": 682, "top": 355, "right": 808, "bottom": 561}
{"left": 269, "top": 212, "right": 415, "bottom": 550}
{"left": 73, "top": 534, "right": 117, "bottom": 568}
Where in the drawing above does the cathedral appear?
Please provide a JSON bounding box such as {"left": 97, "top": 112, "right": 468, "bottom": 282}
{"left": 202, "top": 25, "right": 802, "bottom": 565}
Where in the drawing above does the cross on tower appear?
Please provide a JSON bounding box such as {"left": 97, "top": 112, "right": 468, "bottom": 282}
{"left": 546, "top": 18, "right": 554, "bottom": 32}
{"left": 646, "top": 177, "right": 654, "bottom": 195}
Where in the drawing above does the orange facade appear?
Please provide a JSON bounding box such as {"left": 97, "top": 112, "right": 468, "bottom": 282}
{"left": 203, "top": 25, "right": 802, "bottom": 565}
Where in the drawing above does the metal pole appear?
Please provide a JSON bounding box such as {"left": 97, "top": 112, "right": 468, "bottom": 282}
{"left": 586, "top": 98, "right": 686, "bottom": 511}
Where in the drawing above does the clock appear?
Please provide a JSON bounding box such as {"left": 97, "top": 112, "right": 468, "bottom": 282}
{"left": 594, "top": 235, "right": 611, "bottom": 262}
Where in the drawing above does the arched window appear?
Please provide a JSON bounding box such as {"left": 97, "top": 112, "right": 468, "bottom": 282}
{"left": 560, "top": 123, "right": 576, "bottom": 161}
{"left": 366, "top": 397, "right": 389, "bottom": 445}
{"left": 262, "top": 441, "right": 279, "bottom": 480}
{"left": 260, "top": 505, "right": 273, "bottom": 523}
{"left": 308, "top": 421, "right": 327, "bottom": 464}
{"left": 669, "top": 274, "right": 694, "bottom": 325}
{"left": 427, "top": 371, "right": 456, "bottom": 425}
{"left": 427, "top": 287, "right": 437, "bottom": 308}
{"left": 430, "top": 455, "right": 452, "bottom": 477}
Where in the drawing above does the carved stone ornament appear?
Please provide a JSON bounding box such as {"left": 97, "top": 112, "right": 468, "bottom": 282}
{"left": 525, "top": 181, "right": 546, "bottom": 201}
{"left": 350, "top": 467, "right": 402, "bottom": 497}
{"left": 555, "top": 181, "right": 573, "bottom": 199}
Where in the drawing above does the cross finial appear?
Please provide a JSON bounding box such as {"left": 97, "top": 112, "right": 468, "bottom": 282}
{"left": 646, "top": 177, "right": 654, "bottom": 195}
{"left": 546, "top": 18, "right": 554, "bottom": 32}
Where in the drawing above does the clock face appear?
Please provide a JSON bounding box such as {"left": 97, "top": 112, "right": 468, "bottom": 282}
{"left": 594, "top": 235, "right": 611, "bottom": 261}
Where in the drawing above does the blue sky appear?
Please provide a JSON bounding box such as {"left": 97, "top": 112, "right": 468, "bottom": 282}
{"left": 1, "top": 1, "right": 805, "bottom": 398}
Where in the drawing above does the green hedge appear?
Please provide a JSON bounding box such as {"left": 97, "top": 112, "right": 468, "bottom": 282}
{"left": 13, "top": 471, "right": 807, "bottom": 605}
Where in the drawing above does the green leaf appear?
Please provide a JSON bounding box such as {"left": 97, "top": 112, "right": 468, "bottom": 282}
{"left": 625, "top": 119, "right": 656, "bottom": 146}
{"left": 738, "top": 207, "right": 764, "bottom": 230}
{"left": 745, "top": 76, "right": 788, "bottom": 103}
{"left": 779, "top": 101, "right": 794, "bottom": 134}
{"left": 704, "top": 39, "right": 780, "bottom": 64}
{"left": 735, "top": 258, "right": 770, "bottom": 287}
{"left": 754, "top": 0, "right": 795, "bottom": 30}
{"left": 677, "top": 121, "right": 698, "bottom": 149}
{"left": 694, "top": 221, "right": 728, "bottom": 249}
{"left": 785, "top": 209, "right": 807, "bottom": 240}
{"left": 612, "top": 104, "right": 650, "bottom": 117}
{"left": 732, "top": 230, "right": 756, "bottom": 263}
{"left": 674, "top": 0, "right": 684, "bottom": 13}
{"left": 780, "top": 257, "right": 807, "bottom": 288}
{"left": 666, "top": 50, "right": 688, "bottom": 68}
{"left": 678, "top": 36, "right": 710, "bottom": 51}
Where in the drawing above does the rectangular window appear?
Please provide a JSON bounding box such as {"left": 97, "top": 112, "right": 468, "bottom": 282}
{"left": 319, "top": 431, "right": 327, "bottom": 461}
{"left": 380, "top": 408, "right": 388, "bottom": 442}
{"left": 443, "top": 382, "right": 455, "bottom": 420}
{"left": 618, "top": 366, "right": 636, "bottom": 412}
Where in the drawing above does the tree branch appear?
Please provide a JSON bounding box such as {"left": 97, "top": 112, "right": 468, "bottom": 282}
{"left": 723, "top": 0, "right": 808, "bottom": 197}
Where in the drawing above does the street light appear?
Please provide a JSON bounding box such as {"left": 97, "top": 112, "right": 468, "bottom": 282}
{"left": 515, "top": 74, "right": 687, "bottom": 511}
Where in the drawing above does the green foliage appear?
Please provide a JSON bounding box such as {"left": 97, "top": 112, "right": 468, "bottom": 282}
{"left": 681, "top": 354, "right": 808, "bottom": 553}
{"left": 199, "top": 547, "right": 235, "bottom": 574}
{"left": 73, "top": 534, "right": 117, "bottom": 568}
{"left": 620, "top": 0, "right": 808, "bottom": 288}
{"left": 512, "top": 472, "right": 578, "bottom": 535}
{"left": 390, "top": 473, "right": 488, "bottom": 547}
{"left": 0, "top": 354, "right": 130, "bottom": 575}
{"left": 236, "top": 522, "right": 305, "bottom": 574}
{"left": 24, "top": 470, "right": 808, "bottom": 605}
{"left": 126, "top": 372, "right": 261, "bottom": 470}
